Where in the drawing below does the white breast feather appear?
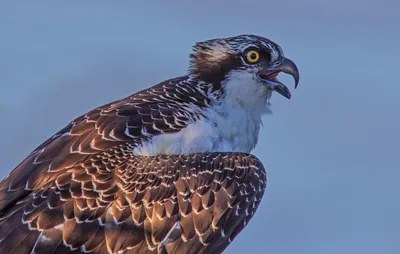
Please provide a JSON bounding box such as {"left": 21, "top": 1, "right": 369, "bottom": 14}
{"left": 133, "top": 70, "right": 272, "bottom": 156}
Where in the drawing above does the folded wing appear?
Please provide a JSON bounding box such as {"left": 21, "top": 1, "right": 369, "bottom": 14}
{"left": 0, "top": 150, "right": 266, "bottom": 254}
{"left": 0, "top": 77, "right": 266, "bottom": 254}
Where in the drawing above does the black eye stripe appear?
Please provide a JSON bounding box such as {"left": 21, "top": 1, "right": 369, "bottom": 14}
{"left": 263, "top": 51, "right": 272, "bottom": 63}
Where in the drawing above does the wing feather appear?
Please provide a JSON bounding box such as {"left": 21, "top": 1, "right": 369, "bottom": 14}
{"left": 0, "top": 149, "right": 266, "bottom": 254}
{"left": 0, "top": 76, "right": 208, "bottom": 211}
{"left": 0, "top": 76, "right": 266, "bottom": 254}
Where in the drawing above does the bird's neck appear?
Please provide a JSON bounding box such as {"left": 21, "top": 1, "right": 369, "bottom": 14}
{"left": 203, "top": 76, "right": 271, "bottom": 152}
{"left": 217, "top": 71, "right": 272, "bottom": 117}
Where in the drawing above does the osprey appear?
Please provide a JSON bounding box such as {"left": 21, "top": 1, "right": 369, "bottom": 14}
{"left": 0, "top": 34, "right": 299, "bottom": 254}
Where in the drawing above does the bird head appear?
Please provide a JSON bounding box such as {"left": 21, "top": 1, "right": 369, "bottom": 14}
{"left": 189, "top": 34, "right": 299, "bottom": 104}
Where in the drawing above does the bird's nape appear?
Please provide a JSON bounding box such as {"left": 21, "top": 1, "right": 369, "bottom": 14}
{"left": 189, "top": 34, "right": 300, "bottom": 100}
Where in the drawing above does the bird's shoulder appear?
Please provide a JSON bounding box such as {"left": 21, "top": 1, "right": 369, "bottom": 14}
{"left": 0, "top": 75, "right": 268, "bottom": 254}
{"left": 0, "top": 75, "right": 213, "bottom": 211}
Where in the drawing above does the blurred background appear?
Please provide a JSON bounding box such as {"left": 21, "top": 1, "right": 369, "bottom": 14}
{"left": 0, "top": 1, "right": 399, "bottom": 253}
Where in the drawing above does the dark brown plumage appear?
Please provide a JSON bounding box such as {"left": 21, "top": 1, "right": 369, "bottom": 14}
{"left": 0, "top": 76, "right": 266, "bottom": 254}
{"left": 0, "top": 34, "right": 300, "bottom": 253}
{"left": 0, "top": 149, "right": 265, "bottom": 254}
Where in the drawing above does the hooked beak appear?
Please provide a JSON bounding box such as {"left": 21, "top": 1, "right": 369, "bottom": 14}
{"left": 257, "top": 57, "right": 299, "bottom": 99}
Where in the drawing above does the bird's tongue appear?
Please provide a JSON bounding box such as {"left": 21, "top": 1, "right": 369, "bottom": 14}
{"left": 258, "top": 70, "right": 280, "bottom": 82}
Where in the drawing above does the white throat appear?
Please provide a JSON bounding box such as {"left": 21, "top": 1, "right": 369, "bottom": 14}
{"left": 220, "top": 69, "right": 272, "bottom": 115}
{"left": 133, "top": 71, "right": 272, "bottom": 156}
{"left": 207, "top": 70, "right": 271, "bottom": 151}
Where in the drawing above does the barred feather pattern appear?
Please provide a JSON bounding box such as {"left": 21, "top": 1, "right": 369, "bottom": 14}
{"left": 0, "top": 151, "right": 266, "bottom": 254}
{"left": 0, "top": 75, "right": 266, "bottom": 254}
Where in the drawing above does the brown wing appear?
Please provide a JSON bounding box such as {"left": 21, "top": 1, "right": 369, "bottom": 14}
{"left": 0, "top": 76, "right": 266, "bottom": 253}
{"left": 0, "top": 76, "right": 209, "bottom": 212}
{"left": 0, "top": 150, "right": 266, "bottom": 254}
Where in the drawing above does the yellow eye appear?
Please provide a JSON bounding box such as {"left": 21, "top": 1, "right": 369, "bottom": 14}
{"left": 245, "top": 50, "right": 260, "bottom": 64}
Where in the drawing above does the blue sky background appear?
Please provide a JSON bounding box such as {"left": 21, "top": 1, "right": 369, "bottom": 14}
{"left": 1, "top": 2, "right": 399, "bottom": 253}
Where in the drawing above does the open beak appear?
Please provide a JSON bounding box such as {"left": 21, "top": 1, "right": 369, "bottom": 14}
{"left": 257, "top": 57, "right": 299, "bottom": 99}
